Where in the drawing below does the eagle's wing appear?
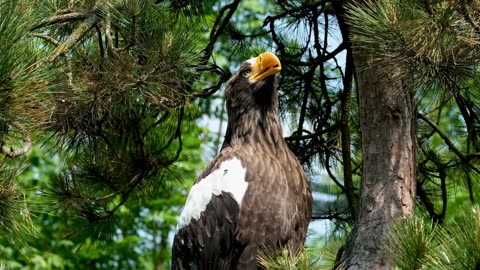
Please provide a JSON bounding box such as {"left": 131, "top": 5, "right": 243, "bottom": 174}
{"left": 172, "top": 145, "right": 311, "bottom": 270}
{"left": 171, "top": 152, "right": 249, "bottom": 270}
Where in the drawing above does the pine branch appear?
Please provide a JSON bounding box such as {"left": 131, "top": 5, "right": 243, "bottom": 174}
{"left": 48, "top": 13, "right": 100, "bottom": 61}
{"left": 311, "top": 212, "right": 350, "bottom": 222}
{"left": 325, "top": 151, "right": 346, "bottom": 192}
{"left": 417, "top": 181, "right": 442, "bottom": 223}
{"left": 28, "top": 33, "right": 60, "bottom": 46}
{"left": 346, "top": 0, "right": 480, "bottom": 95}
{"left": 439, "top": 168, "right": 447, "bottom": 221}
{"left": 383, "top": 216, "right": 435, "bottom": 270}
{"left": 418, "top": 113, "right": 466, "bottom": 159}
{"left": 336, "top": 2, "right": 358, "bottom": 220}
{"left": 201, "top": 0, "right": 241, "bottom": 64}
{"left": 1, "top": 122, "right": 32, "bottom": 158}
{"left": 296, "top": 69, "right": 313, "bottom": 135}
{"left": 285, "top": 125, "right": 340, "bottom": 141}
{"left": 418, "top": 113, "right": 480, "bottom": 177}
{"left": 31, "top": 11, "right": 89, "bottom": 30}
{"left": 0, "top": 167, "right": 33, "bottom": 244}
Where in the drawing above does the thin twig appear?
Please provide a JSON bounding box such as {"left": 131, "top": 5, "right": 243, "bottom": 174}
{"left": 28, "top": 33, "right": 60, "bottom": 46}
{"left": 418, "top": 113, "right": 465, "bottom": 159}
{"left": 201, "top": 0, "right": 241, "bottom": 64}
{"left": 285, "top": 124, "right": 340, "bottom": 141}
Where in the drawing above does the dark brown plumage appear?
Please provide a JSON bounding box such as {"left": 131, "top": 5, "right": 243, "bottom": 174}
{"left": 172, "top": 52, "right": 312, "bottom": 270}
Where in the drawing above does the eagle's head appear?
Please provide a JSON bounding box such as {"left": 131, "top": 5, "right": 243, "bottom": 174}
{"left": 223, "top": 52, "right": 283, "bottom": 147}
{"left": 225, "top": 52, "right": 282, "bottom": 111}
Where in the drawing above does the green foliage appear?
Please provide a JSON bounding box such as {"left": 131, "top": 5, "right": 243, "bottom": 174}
{"left": 0, "top": 1, "right": 54, "bottom": 127}
{"left": 347, "top": 0, "right": 480, "bottom": 236}
{"left": 384, "top": 207, "right": 480, "bottom": 269}
{"left": 346, "top": 0, "right": 479, "bottom": 93}
{"left": 0, "top": 0, "right": 212, "bottom": 268}
{"left": 0, "top": 164, "right": 33, "bottom": 246}
{"left": 21, "top": 0, "right": 208, "bottom": 244}
{"left": 383, "top": 215, "right": 435, "bottom": 270}
{"left": 0, "top": 0, "right": 49, "bottom": 248}
{"left": 3, "top": 0, "right": 480, "bottom": 268}
{"left": 258, "top": 247, "right": 322, "bottom": 270}
{"left": 427, "top": 207, "right": 480, "bottom": 269}
{"left": 0, "top": 125, "right": 205, "bottom": 268}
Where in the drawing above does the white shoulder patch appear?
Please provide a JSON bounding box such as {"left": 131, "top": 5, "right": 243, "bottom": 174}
{"left": 176, "top": 158, "right": 248, "bottom": 230}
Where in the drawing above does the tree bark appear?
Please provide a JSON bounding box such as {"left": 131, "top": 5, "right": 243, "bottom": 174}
{"left": 340, "top": 36, "right": 417, "bottom": 270}
{"left": 341, "top": 54, "right": 416, "bottom": 268}
{"left": 332, "top": 1, "right": 417, "bottom": 268}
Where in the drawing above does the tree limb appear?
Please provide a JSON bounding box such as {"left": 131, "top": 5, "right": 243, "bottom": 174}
{"left": 31, "top": 11, "right": 89, "bottom": 30}
{"left": 48, "top": 13, "right": 100, "bottom": 61}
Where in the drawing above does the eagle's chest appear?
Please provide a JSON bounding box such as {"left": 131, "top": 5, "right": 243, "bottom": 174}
{"left": 233, "top": 151, "right": 307, "bottom": 253}
{"left": 238, "top": 148, "right": 304, "bottom": 219}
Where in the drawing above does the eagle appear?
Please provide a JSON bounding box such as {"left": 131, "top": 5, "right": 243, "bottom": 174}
{"left": 172, "top": 52, "right": 312, "bottom": 269}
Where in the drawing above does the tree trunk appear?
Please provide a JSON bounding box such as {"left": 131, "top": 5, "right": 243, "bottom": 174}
{"left": 340, "top": 51, "right": 416, "bottom": 269}
{"left": 332, "top": 1, "right": 417, "bottom": 267}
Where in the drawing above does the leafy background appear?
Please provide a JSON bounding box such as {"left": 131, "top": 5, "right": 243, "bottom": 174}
{"left": 2, "top": 0, "right": 480, "bottom": 269}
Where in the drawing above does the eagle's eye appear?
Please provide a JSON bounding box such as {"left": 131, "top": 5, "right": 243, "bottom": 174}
{"left": 242, "top": 70, "right": 251, "bottom": 77}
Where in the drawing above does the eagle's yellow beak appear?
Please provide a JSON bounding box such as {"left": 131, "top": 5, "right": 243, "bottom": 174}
{"left": 250, "top": 52, "right": 282, "bottom": 81}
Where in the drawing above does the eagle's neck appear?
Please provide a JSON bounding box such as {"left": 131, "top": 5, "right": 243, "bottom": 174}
{"left": 222, "top": 101, "right": 284, "bottom": 149}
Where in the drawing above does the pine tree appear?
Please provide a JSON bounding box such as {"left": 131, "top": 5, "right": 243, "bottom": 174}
{"left": 3, "top": 0, "right": 480, "bottom": 268}
{"left": 344, "top": 0, "right": 480, "bottom": 268}
{"left": 0, "top": 0, "right": 215, "bottom": 255}
{"left": 0, "top": 0, "right": 47, "bottom": 246}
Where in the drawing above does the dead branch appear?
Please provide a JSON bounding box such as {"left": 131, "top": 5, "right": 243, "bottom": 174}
{"left": 48, "top": 13, "right": 100, "bottom": 61}
{"left": 31, "top": 11, "right": 89, "bottom": 30}
{"left": 1, "top": 122, "right": 32, "bottom": 158}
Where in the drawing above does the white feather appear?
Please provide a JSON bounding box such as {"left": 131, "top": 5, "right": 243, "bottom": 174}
{"left": 176, "top": 158, "right": 248, "bottom": 230}
{"left": 246, "top": 57, "right": 256, "bottom": 65}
